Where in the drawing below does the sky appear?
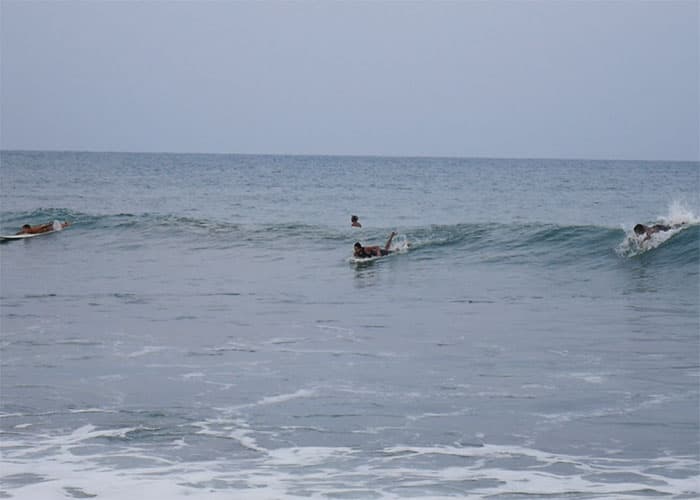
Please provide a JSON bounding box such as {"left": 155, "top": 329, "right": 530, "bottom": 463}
{"left": 1, "top": 0, "right": 698, "bottom": 161}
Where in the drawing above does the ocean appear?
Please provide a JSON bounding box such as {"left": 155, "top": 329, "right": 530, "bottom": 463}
{"left": 1, "top": 151, "right": 698, "bottom": 499}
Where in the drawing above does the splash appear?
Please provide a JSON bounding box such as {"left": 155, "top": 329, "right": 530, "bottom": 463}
{"left": 388, "top": 233, "right": 410, "bottom": 253}
{"left": 659, "top": 200, "right": 700, "bottom": 226}
{"left": 617, "top": 201, "right": 698, "bottom": 257}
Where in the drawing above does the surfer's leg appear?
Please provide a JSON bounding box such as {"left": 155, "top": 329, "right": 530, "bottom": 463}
{"left": 384, "top": 232, "right": 396, "bottom": 250}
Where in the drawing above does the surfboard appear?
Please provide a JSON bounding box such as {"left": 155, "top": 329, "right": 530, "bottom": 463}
{"left": 350, "top": 255, "right": 384, "bottom": 264}
{"left": 351, "top": 249, "right": 399, "bottom": 264}
{"left": 0, "top": 231, "right": 59, "bottom": 242}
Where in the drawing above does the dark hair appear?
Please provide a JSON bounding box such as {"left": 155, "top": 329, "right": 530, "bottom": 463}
{"left": 634, "top": 224, "right": 647, "bottom": 234}
{"left": 354, "top": 242, "right": 362, "bottom": 248}
{"left": 351, "top": 215, "right": 358, "bottom": 221}
{"left": 22, "top": 224, "right": 31, "bottom": 229}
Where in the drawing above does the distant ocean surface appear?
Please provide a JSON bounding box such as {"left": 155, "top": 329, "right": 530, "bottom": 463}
{"left": 1, "top": 151, "right": 699, "bottom": 499}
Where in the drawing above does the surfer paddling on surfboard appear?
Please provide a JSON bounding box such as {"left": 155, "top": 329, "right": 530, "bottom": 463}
{"left": 354, "top": 231, "right": 397, "bottom": 258}
{"left": 633, "top": 222, "right": 685, "bottom": 242}
{"left": 16, "top": 221, "right": 70, "bottom": 235}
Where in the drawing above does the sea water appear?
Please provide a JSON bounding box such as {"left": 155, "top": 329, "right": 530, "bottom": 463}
{"left": 0, "top": 151, "right": 698, "bottom": 499}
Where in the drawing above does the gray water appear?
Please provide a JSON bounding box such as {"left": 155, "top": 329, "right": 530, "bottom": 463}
{"left": 1, "top": 151, "right": 699, "bottom": 499}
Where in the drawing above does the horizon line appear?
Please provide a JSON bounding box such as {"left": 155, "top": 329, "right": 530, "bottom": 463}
{"left": 1, "top": 148, "right": 698, "bottom": 164}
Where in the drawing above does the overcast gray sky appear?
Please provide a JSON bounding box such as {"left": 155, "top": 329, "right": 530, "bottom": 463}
{"left": 1, "top": 0, "right": 698, "bottom": 160}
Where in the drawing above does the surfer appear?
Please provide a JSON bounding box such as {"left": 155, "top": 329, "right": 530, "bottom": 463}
{"left": 351, "top": 215, "right": 362, "bottom": 228}
{"left": 354, "top": 231, "right": 396, "bottom": 258}
{"left": 633, "top": 222, "right": 683, "bottom": 241}
{"left": 16, "top": 221, "right": 70, "bottom": 235}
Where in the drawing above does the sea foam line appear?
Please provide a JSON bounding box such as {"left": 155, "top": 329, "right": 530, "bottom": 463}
{"left": 1, "top": 436, "right": 698, "bottom": 499}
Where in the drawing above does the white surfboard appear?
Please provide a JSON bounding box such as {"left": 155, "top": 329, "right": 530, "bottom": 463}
{"left": 350, "top": 255, "right": 384, "bottom": 264}
{"left": 0, "top": 232, "right": 55, "bottom": 242}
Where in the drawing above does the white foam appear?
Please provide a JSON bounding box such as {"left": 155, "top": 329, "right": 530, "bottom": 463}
{"left": 659, "top": 200, "right": 700, "bottom": 226}
{"left": 227, "top": 428, "right": 265, "bottom": 452}
{"left": 192, "top": 417, "right": 266, "bottom": 452}
{"left": 126, "top": 345, "right": 169, "bottom": 358}
{"left": 406, "top": 409, "right": 472, "bottom": 422}
{"left": 59, "top": 424, "right": 147, "bottom": 443}
{"left": 389, "top": 234, "right": 410, "bottom": 252}
{"left": 2, "top": 438, "right": 697, "bottom": 499}
{"left": 264, "top": 336, "right": 309, "bottom": 345}
{"left": 256, "top": 388, "right": 316, "bottom": 406}
{"left": 567, "top": 372, "right": 606, "bottom": 384}
{"left": 266, "top": 446, "right": 355, "bottom": 466}
{"left": 68, "top": 408, "right": 117, "bottom": 414}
